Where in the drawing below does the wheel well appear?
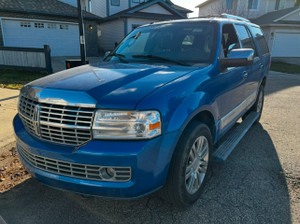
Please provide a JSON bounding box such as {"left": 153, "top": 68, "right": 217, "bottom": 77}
{"left": 261, "top": 77, "right": 267, "bottom": 87}
{"left": 189, "top": 111, "right": 216, "bottom": 142}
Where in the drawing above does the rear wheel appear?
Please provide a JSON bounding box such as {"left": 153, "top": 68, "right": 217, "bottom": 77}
{"left": 162, "top": 122, "right": 213, "bottom": 207}
{"left": 243, "top": 85, "right": 264, "bottom": 123}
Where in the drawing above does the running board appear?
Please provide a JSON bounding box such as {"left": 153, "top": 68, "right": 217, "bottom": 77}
{"left": 213, "top": 112, "right": 259, "bottom": 162}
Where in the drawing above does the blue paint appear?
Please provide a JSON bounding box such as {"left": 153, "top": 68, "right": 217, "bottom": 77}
{"left": 13, "top": 18, "right": 271, "bottom": 198}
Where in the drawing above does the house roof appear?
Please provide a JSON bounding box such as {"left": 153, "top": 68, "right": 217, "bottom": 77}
{"left": 196, "top": 0, "right": 214, "bottom": 8}
{"left": 169, "top": 3, "right": 193, "bottom": 13}
{"left": 252, "top": 6, "right": 300, "bottom": 26}
{"left": 0, "top": 0, "right": 101, "bottom": 21}
{"left": 102, "top": 0, "right": 187, "bottom": 22}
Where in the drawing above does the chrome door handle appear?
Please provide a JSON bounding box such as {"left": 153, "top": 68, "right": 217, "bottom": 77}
{"left": 259, "top": 64, "right": 264, "bottom": 70}
{"left": 242, "top": 71, "right": 248, "bottom": 79}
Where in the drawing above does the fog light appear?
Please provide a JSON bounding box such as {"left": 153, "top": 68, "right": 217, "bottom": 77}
{"left": 99, "top": 167, "right": 116, "bottom": 180}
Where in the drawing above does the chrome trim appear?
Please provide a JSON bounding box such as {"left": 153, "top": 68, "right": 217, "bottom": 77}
{"left": 18, "top": 144, "right": 132, "bottom": 182}
{"left": 21, "top": 85, "right": 96, "bottom": 108}
{"left": 18, "top": 94, "right": 95, "bottom": 146}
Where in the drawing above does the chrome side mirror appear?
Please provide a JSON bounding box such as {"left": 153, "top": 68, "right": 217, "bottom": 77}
{"left": 221, "top": 48, "right": 254, "bottom": 68}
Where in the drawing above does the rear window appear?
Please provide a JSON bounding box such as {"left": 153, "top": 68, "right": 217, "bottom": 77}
{"left": 250, "top": 26, "right": 269, "bottom": 55}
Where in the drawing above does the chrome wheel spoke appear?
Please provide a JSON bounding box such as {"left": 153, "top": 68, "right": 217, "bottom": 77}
{"left": 185, "top": 164, "right": 193, "bottom": 180}
{"left": 200, "top": 144, "right": 208, "bottom": 160}
{"left": 187, "top": 174, "right": 196, "bottom": 193}
{"left": 185, "top": 135, "right": 210, "bottom": 195}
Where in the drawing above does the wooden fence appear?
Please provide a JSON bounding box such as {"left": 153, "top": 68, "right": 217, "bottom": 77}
{"left": 0, "top": 45, "right": 52, "bottom": 74}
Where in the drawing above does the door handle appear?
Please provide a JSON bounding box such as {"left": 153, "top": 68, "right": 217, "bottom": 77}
{"left": 242, "top": 71, "right": 248, "bottom": 79}
{"left": 259, "top": 64, "right": 264, "bottom": 70}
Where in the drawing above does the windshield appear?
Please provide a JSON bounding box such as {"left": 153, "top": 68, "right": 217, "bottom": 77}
{"left": 105, "top": 21, "right": 217, "bottom": 66}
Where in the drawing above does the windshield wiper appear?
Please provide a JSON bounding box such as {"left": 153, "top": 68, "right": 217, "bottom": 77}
{"left": 108, "top": 53, "right": 128, "bottom": 63}
{"left": 132, "top": 54, "right": 189, "bottom": 66}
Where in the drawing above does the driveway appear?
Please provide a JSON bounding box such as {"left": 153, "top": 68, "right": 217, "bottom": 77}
{"left": 0, "top": 71, "right": 299, "bottom": 224}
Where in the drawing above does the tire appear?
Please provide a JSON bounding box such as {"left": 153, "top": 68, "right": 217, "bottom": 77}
{"left": 242, "top": 85, "right": 265, "bottom": 123}
{"left": 162, "top": 122, "right": 213, "bottom": 207}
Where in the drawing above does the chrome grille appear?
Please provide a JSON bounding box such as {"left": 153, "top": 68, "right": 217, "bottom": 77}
{"left": 18, "top": 95, "right": 94, "bottom": 146}
{"left": 18, "top": 144, "right": 132, "bottom": 182}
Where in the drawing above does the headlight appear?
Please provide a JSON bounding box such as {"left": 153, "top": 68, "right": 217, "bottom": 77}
{"left": 92, "top": 110, "right": 161, "bottom": 140}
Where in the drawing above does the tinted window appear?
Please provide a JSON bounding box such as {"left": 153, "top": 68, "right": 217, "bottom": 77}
{"left": 109, "top": 22, "right": 217, "bottom": 65}
{"left": 235, "top": 24, "right": 257, "bottom": 56}
{"left": 251, "top": 26, "right": 270, "bottom": 55}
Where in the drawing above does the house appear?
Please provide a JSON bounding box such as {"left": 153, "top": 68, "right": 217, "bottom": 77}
{"left": 196, "top": 0, "right": 295, "bottom": 19}
{"left": 0, "top": 0, "right": 101, "bottom": 56}
{"left": 252, "top": 6, "right": 300, "bottom": 58}
{"left": 97, "top": 0, "right": 192, "bottom": 52}
{"left": 196, "top": 0, "right": 300, "bottom": 58}
{"left": 0, "top": 0, "right": 192, "bottom": 56}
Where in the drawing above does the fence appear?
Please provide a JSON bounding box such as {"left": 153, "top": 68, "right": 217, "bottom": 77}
{"left": 0, "top": 45, "right": 52, "bottom": 74}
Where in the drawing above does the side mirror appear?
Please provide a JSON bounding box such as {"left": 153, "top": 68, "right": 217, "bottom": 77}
{"left": 221, "top": 48, "right": 254, "bottom": 68}
{"left": 103, "top": 51, "right": 111, "bottom": 60}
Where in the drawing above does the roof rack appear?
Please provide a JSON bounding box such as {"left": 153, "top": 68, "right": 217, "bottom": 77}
{"left": 221, "top": 13, "right": 250, "bottom": 22}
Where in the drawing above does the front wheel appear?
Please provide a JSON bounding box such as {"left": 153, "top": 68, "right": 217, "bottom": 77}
{"left": 162, "top": 122, "right": 213, "bottom": 207}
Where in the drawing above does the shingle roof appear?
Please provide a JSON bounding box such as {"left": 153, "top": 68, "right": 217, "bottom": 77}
{"left": 0, "top": 0, "right": 101, "bottom": 20}
{"left": 252, "top": 6, "right": 300, "bottom": 25}
{"left": 170, "top": 4, "right": 193, "bottom": 13}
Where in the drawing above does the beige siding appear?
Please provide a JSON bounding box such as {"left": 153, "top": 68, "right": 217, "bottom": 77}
{"left": 99, "top": 20, "right": 125, "bottom": 51}
{"left": 127, "top": 18, "right": 159, "bottom": 34}
{"left": 0, "top": 50, "right": 46, "bottom": 68}
{"left": 140, "top": 4, "right": 172, "bottom": 15}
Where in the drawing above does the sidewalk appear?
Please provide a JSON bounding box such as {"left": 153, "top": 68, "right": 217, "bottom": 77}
{"left": 0, "top": 88, "right": 19, "bottom": 150}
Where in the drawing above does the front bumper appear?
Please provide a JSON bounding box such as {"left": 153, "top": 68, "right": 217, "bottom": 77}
{"left": 13, "top": 114, "right": 179, "bottom": 198}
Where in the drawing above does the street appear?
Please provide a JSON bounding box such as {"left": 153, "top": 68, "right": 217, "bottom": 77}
{"left": 0, "top": 71, "right": 299, "bottom": 224}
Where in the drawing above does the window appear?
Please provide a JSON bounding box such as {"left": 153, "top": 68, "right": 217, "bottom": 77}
{"left": 60, "top": 24, "right": 69, "bottom": 30}
{"left": 110, "top": 22, "right": 217, "bottom": 65}
{"left": 20, "top": 22, "right": 31, "bottom": 28}
{"left": 235, "top": 24, "right": 257, "bottom": 56}
{"left": 251, "top": 26, "right": 269, "bottom": 55}
{"left": 221, "top": 24, "right": 241, "bottom": 57}
{"left": 47, "top": 23, "right": 56, "bottom": 29}
{"left": 275, "top": 0, "right": 285, "bottom": 10}
{"left": 225, "top": 0, "right": 237, "bottom": 10}
{"left": 248, "top": 0, "right": 259, "bottom": 10}
{"left": 111, "top": 0, "right": 120, "bottom": 6}
{"left": 88, "top": 0, "right": 92, "bottom": 12}
{"left": 34, "top": 23, "right": 44, "bottom": 28}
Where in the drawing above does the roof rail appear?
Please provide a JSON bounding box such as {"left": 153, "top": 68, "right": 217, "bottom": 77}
{"left": 221, "top": 13, "right": 250, "bottom": 22}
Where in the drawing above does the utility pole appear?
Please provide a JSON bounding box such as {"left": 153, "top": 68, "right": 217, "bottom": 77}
{"left": 77, "top": 0, "right": 86, "bottom": 65}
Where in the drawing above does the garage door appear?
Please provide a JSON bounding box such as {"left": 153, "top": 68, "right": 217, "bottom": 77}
{"left": 272, "top": 32, "right": 300, "bottom": 57}
{"left": 2, "top": 19, "right": 80, "bottom": 56}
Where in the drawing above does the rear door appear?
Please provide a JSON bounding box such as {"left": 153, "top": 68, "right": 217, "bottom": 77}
{"left": 234, "top": 24, "right": 261, "bottom": 100}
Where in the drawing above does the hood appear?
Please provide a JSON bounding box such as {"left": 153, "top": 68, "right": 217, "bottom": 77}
{"left": 28, "top": 62, "right": 198, "bottom": 109}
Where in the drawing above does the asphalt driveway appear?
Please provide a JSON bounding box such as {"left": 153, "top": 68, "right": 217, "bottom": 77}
{"left": 0, "top": 71, "right": 299, "bottom": 224}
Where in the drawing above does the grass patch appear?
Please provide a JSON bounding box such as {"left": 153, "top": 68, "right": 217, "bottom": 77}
{"left": 271, "top": 61, "right": 300, "bottom": 74}
{"left": 0, "top": 69, "right": 48, "bottom": 89}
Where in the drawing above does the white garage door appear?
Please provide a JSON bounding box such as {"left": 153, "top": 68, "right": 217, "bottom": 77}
{"left": 272, "top": 32, "right": 300, "bottom": 57}
{"left": 2, "top": 19, "right": 80, "bottom": 56}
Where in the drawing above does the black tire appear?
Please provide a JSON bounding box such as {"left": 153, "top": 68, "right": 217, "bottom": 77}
{"left": 162, "top": 122, "right": 213, "bottom": 207}
{"left": 242, "top": 85, "right": 265, "bottom": 123}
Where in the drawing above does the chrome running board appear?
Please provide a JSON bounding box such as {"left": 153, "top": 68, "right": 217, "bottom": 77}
{"left": 213, "top": 112, "right": 260, "bottom": 162}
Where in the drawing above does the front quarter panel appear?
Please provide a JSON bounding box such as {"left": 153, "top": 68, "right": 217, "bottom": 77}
{"left": 136, "top": 65, "right": 218, "bottom": 138}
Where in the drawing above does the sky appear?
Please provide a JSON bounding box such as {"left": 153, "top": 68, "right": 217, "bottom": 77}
{"left": 171, "top": 0, "right": 206, "bottom": 18}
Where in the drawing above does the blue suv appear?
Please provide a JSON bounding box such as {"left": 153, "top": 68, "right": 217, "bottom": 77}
{"left": 14, "top": 15, "right": 271, "bottom": 207}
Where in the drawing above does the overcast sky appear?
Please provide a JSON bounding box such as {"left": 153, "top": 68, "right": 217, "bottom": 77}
{"left": 172, "top": 0, "right": 206, "bottom": 18}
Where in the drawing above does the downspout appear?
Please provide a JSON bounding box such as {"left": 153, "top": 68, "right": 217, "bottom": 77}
{"left": 106, "top": 0, "right": 110, "bottom": 17}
